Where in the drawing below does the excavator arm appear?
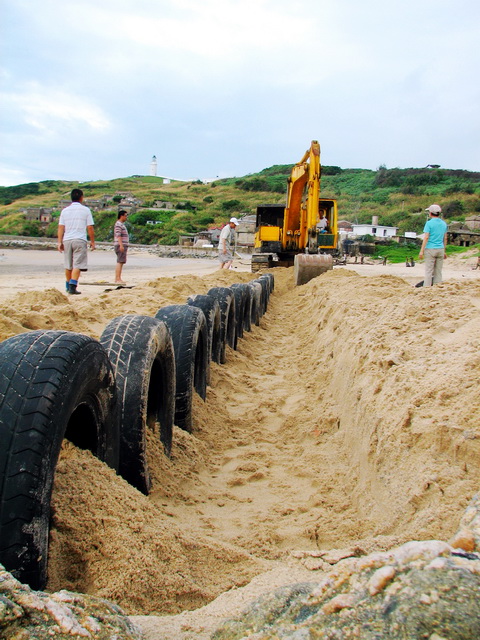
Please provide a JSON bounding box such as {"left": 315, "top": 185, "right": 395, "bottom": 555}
{"left": 283, "top": 141, "right": 320, "bottom": 251}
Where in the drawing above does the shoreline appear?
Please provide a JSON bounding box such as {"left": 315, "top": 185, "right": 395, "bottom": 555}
{"left": 0, "top": 245, "right": 478, "bottom": 304}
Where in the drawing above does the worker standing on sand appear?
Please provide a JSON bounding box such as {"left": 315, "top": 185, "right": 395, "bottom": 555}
{"left": 58, "top": 188, "right": 95, "bottom": 295}
{"left": 419, "top": 204, "right": 448, "bottom": 287}
{"left": 218, "top": 217, "right": 239, "bottom": 269}
{"left": 114, "top": 210, "right": 129, "bottom": 284}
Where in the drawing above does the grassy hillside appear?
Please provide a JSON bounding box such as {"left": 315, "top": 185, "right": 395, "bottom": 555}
{"left": 0, "top": 165, "right": 479, "bottom": 245}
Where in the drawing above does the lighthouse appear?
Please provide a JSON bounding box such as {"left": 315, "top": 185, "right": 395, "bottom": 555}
{"left": 150, "top": 155, "right": 157, "bottom": 177}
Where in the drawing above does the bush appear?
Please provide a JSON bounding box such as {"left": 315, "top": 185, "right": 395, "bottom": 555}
{"left": 195, "top": 214, "right": 215, "bottom": 226}
{"left": 240, "top": 178, "right": 269, "bottom": 192}
{"left": 128, "top": 211, "right": 156, "bottom": 225}
{"left": 322, "top": 166, "right": 343, "bottom": 176}
{"left": 443, "top": 200, "right": 465, "bottom": 219}
{"left": 20, "top": 221, "right": 43, "bottom": 237}
{"left": 221, "top": 199, "right": 242, "bottom": 212}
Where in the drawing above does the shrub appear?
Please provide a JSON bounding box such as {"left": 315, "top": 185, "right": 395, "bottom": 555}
{"left": 322, "top": 166, "right": 343, "bottom": 175}
{"left": 221, "top": 199, "right": 242, "bottom": 212}
{"left": 443, "top": 200, "right": 465, "bottom": 219}
{"left": 20, "top": 221, "right": 43, "bottom": 237}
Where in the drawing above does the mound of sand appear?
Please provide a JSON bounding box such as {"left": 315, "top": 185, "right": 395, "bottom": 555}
{"left": 0, "top": 259, "right": 479, "bottom": 638}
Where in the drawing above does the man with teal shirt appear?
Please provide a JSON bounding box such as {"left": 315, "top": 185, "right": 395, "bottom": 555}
{"left": 419, "top": 204, "right": 448, "bottom": 287}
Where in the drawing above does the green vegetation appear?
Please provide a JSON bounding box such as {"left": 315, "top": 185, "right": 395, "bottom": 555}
{"left": 445, "top": 243, "right": 480, "bottom": 258}
{"left": 372, "top": 242, "right": 424, "bottom": 263}
{"left": 0, "top": 165, "right": 479, "bottom": 247}
{"left": 372, "top": 241, "right": 480, "bottom": 264}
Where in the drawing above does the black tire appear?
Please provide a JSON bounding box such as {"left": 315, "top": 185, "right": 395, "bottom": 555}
{"left": 230, "top": 283, "right": 252, "bottom": 334}
{"left": 228, "top": 284, "right": 246, "bottom": 340}
{"left": 207, "top": 287, "right": 236, "bottom": 360}
{"left": 187, "top": 294, "right": 222, "bottom": 370}
{"left": 259, "top": 273, "right": 274, "bottom": 298}
{"left": 155, "top": 305, "right": 208, "bottom": 432}
{"left": 0, "top": 330, "right": 118, "bottom": 590}
{"left": 254, "top": 276, "right": 271, "bottom": 312}
{"left": 249, "top": 281, "right": 263, "bottom": 324}
{"left": 100, "top": 315, "right": 176, "bottom": 495}
{"left": 263, "top": 272, "right": 275, "bottom": 292}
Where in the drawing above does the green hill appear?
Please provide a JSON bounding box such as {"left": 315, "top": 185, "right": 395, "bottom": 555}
{"left": 0, "top": 165, "right": 479, "bottom": 245}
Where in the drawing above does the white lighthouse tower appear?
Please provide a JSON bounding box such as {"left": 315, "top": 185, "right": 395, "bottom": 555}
{"left": 150, "top": 155, "right": 157, "bottom": 177}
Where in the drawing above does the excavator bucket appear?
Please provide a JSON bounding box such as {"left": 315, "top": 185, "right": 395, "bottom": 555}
{"left": 294, "top": 254, "right": 333, "bottom": 285}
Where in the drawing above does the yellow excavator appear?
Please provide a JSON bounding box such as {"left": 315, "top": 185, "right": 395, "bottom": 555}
{"left": 251, "top": 140, "right": 338, "bottom": 284}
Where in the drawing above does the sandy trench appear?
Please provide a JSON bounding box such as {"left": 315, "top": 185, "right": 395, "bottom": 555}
{"left": 0, "top": 247, "right": 479, "bottom": 639}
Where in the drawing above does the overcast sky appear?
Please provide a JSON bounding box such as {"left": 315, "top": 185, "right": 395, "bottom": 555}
{"left": 1, "top": 0, "right": 479, "bottom": 186}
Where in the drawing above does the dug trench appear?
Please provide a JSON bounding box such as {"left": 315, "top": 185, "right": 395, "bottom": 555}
{"left": 2, "top": 266, "right": 479, "bottom": 637}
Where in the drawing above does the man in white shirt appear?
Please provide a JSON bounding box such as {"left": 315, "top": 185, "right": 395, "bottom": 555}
{"left": 218, "top": 217, "right": 239, "bottom": 269}
{"left": 316, "top": 214, "right": 328, "bottom": 233}
{"left": 58, "top": 188, "right": 95, "bottom": 295}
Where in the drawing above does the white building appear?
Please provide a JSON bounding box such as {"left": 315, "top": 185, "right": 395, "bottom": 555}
{"left": 352, "top": 216, "right": 397, "bottom": 238}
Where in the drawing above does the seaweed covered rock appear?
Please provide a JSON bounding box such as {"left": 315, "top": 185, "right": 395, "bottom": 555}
{"left": 0, "top": 565, "right": 143, "bottom": 640}
{"left": 212, "top": 496, "right": 480, "bottom": 640}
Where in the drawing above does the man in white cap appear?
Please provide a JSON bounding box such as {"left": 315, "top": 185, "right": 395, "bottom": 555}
{"left": 419, "top": 204, "right": 448, "bottom": 286}
{"left": 218, "top": 217, "right": 239, "bottom": 269}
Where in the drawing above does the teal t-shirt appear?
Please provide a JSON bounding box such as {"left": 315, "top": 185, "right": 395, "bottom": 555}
{"left": 423, "top": 217, "right": 447, "bottom": 249}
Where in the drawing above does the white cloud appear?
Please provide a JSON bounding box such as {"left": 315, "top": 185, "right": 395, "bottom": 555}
{"left": 1, "top": 83, "right": 112, "bottom": 136}
{"left": 1, "top": 0, "right": 480, "bottom": 184}
{"left": 73, "top": 0, "right": 307, "bottom": 55}
{"left": 0, "top": 167, "right": 32, "bottom": 187}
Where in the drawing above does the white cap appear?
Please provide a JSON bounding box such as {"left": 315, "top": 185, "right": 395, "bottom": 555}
{"left": 425, "top": 204, "right": 442, "bottom": 215}
{"left": 229, "top": 217, "right": 239, "bottom": 225}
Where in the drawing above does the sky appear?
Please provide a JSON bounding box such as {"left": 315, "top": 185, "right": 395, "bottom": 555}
{"left": 1, "top": 0, "right": 479, "bottom": 186}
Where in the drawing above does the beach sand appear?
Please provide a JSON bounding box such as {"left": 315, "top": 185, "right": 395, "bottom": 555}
{"left": 0, "top": 247, "right": 479, "bottom": 638}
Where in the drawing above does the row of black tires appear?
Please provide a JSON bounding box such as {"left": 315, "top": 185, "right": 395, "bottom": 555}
{"left": 0, "top": 274, "right": 274, "bottom": 590}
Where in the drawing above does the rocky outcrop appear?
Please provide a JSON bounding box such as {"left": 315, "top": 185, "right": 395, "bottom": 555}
{"left": 2, "top": 495, "right": 480, "bottom": 639}
{"left": 0, "top": 566, "right": 143, "bottom": 640}
{"left": 212, "top": 495, "right": 480, "bottom": 640}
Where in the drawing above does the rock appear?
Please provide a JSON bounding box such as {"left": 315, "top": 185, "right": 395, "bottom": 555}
{"left": 454, "top": 492, "right": 480, "bottom": 550}
{"left": 0, "top": 565, "right": 143, "bottom": 640}
{"left": 211, "top": 540, "right": 480, "bottom": 639}
{"left": 449, "top": 529, "right": 476, "bottom": 552}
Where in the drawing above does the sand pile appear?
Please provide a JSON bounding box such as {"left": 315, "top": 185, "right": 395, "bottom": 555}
{"left": 0, "top": 265, "right": 479, "bottom": 635}
{"left": 0, "top": 270, "right": 254, "bottom": 342}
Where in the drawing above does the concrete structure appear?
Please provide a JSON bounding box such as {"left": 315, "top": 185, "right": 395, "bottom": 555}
{"left": 236, "top": 215, "right": 256, "bottom": 248}
{"left": 465, "top": 216, "right": 480, "bottom": 231}
{"left": 447, "top": 223, "right": 480, "bottom": 247}
{"left": 23, "top": 207, "right": 54, "bottom": 223}
{"left": 338, "top": 220, "right": 353, "bottom": 234}
{"left": 153, "top": 200, "right": 174, "bottom": 209}
{"left": 59, "top": 196, "right": 112, "bottom": 212}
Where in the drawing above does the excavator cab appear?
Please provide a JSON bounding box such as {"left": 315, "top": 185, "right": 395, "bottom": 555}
{"left": 317, "top": 199, "right": 338, "bottom": 253}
